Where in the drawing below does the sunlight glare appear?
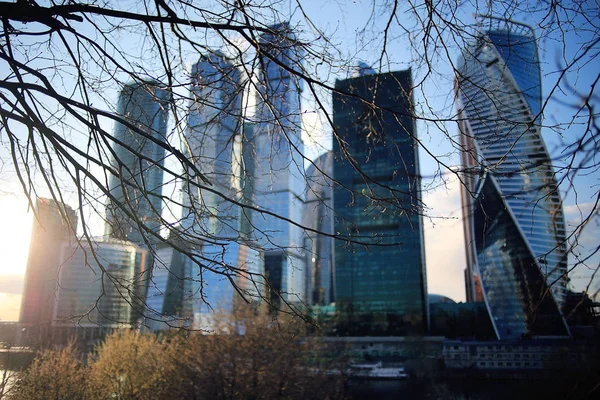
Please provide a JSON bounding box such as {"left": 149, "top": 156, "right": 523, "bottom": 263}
{"left": 0, "top": 196, "right": 32, "bottom": 277}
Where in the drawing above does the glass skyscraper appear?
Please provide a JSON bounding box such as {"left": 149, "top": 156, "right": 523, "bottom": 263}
{"left": 251, "top": 23, "right": 306, "bottom": 306}
{"left": 456, "top": 18, "right": 570, "bottom": 339}
{"left": 183, "top": 53, "right": 263, "bottom": 328}
{"left": 105, "top": 81, "right": 169, "bottom": 245}
{"left": 20, "top": 198, "right": 77, "bottom": 327}
{"left": 332, "top": 69, "right": 428, "bottom": 335}
{"left": 145, "top": 235, "right": 193, "bottom": 331}
{"left": 303, "top": 151, "right": 335, "bottom": 307}
{"left": 54, "top": 239, "right": 148, "bottom": 328}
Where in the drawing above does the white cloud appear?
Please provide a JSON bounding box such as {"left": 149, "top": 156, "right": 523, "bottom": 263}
{"left": 422, "top": 175, "right": 467, "bottom": 302}
{"left": 564, "top": 201, "right": 598, "bottom": 226}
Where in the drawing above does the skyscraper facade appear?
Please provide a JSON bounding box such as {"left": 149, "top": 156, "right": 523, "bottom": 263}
{"left": 54, "top": 239, "right": 148, "bottom": 328}
{"left": 251, "top": 23, "right": 306, "bottom": 305}
{"left": 145, "top": 236, "right": 192, "bottom": 331}
{"left": 183, "top": 53, "right": 263, "bottom": 326}
{"left": 303, "top": 151, "right": 335, "bottom": 307}
{"left": 182, "top": 52, "right": 244, "bottom": 239}
{"left": 20, "top": 198, "right": 77, "bottom": 327}
{"left": 105, "top": 81, "right": 169, "bottom": 245}
{"left": 456, "top": 18, "right": 570, "bottom": 339}
{"left": 332, "top": 69, "right": 428, "bottom": 335}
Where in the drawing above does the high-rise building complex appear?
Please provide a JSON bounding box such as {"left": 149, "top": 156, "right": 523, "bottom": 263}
{"left": 20, "top": 198, "right": 77, "bottom": 327}
{"left": 303, "top": 151, "right": 335, "bottom": 307}
{"left": 105, "top": 81, "right": 169, "bottom": 245}
{"left": 456, "top": 17, "right": 570, "bottom": 339}
{"left": 54, "top": 239, "right": 148, "bottom": 328}
{"left": 145, "top": 235, "right": 192, "bottom": 331}
{"left": 332, "top": 68, "right": 428, "bottom": 335}
{"left": 251, "top": 23, "right": 306, "bottom": 306}
{"left": 183, "top": 53, "right": 263, "bottom": 326}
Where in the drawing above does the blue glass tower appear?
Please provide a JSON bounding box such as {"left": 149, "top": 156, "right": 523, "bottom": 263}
{"left": 457, "top": 18, "right": 570, "bottom": 339}
{"left": 55, "top": 239, "right": 148, "bottom": 328}
{"left": 332, "top": 69, "right": 428, "bottom": 335}
{"left": 251, "top": 23, "right": 306, "bottom": 306}
{"left": 183, "top": 53, "right": 263, "bottom": 328}
{"left": 105, "top": 82, "right": 169, "bottom": 245}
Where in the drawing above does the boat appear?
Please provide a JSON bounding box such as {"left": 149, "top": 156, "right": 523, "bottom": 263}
{"left": 348, "top": 361, "right": 408, "bottom": 380}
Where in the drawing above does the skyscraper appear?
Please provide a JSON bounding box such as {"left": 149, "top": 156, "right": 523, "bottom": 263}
{"left": 54, "top": 239, "right": 148, "bottom": 328}
{"left": 105, "top": 81, "right": 169, "bottom": 245}
{"left": 20, "top": 198, "right": 77, "bottom": 327}
{"left": 145, "top": 234, "right": 192, "bottom": 331}
{"left": 183, "top": 53, "right": 263, "bottom": 326}
{"left": 251, "top": 23, "right": 306, "bottom": 306}
{"left": 303, "top": 151, "right": 335, "bottom": 307}
{"left": 332, "top": 68, "right": 428, "bottom": 335}
{"left": 456, "top": 17, "right": 570, "bottom": 339}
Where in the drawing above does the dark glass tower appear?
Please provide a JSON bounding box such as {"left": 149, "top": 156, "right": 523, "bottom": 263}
{"left": 332, "top": 69, "right": 428, "bottom": 335}
{"left": 105, "top": 82, "right": 169, "bottom": 245}
{"left": 456, "top": 17, "right": 569, "bottom": 339}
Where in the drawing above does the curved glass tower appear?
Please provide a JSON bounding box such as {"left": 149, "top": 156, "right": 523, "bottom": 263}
{"left": 105, "top": 81, "right": 169, "bottom": 245}
{"left": 457, "top": 18, "right": 569, "bottom": 339}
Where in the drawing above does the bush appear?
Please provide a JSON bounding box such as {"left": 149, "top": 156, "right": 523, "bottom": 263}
{"left": 10, "top": 343, "right": 87, "bottom": 400}
{"left": 9, "top": 309, "right": 347, "bottom": 400}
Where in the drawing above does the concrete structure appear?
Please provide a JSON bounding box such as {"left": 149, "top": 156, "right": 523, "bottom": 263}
{"left": 443, "top": 340, "right": 594, "bottom": 373}
{"left": 456, "top": 17, "right": 569, "bottom": 339}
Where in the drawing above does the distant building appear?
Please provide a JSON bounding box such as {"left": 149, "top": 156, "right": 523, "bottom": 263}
{"left": 303, "top": 151, "right": 335, "bottom": 306}
{"left": 251, "top": 23, "right": 306, "bottom": 306}
{"left": 182, "top": 53, "right": 263, "bottom": 328}
{"left": 456, "top": 17, "right": 569, "bottom": 339}
{"left": 332, "top": 68, "right": 428, "bottom": 335}
{"left": 442, "top": 340, "right": 595, "bottom": 374}
{"left": 429, "top": 296, "right": 495, "bottom": 340}
{"left": 20, "top": 198, "right": 77, "bottom": 327}
{"left": 105, "top": 81, "right": 169, "bottom": 245}
{"left": 54, "top": 239, "right": 148, "bottom": 328}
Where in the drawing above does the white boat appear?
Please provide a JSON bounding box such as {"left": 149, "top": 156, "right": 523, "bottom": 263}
{"left": 348, "top": 361, "right": 408, "bottom": 380}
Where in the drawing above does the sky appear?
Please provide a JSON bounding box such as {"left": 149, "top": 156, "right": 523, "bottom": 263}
{"left": 0, "top": 0, "right": 598, "bottom": 320}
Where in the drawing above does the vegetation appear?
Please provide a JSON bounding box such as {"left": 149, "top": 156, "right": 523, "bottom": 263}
{"left": 8, "top": 308, "right": 348, "bottom": 400}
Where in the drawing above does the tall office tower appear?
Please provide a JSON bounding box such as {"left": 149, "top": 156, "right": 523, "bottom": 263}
{"left": 332, "top": 68, "right": 428, "bottom": 336}
{"left": 20, "top": 198, "right": 77, "bottom": 327}
{"left": 252, "top": 23, "right": 306, "bottom": 306}
{"left": 145, "top": 235, "right": 192, "bottom": 331}
{"left": 303, "top": 151, "right": 335, "bottom": 307}
{"left": 183, "top": 53, "right": 263, "bottom": 325}
{"left": 105, "top": 81, "right": 169, "bottom": 245}
{"left": 456, "top": 17, "right": 570, "bottom": 339}
{"left": 54, "top": 239, "right": 148, "bottom": 327}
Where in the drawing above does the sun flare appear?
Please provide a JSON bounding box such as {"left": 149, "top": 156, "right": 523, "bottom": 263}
{"left": 0, "top": 196, "right": 33, "bottom": 277}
